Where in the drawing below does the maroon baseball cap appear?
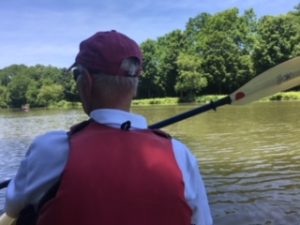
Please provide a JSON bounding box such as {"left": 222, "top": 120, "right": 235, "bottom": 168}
{"left": 70, "top": 30, "right": 143, "bottom": 76}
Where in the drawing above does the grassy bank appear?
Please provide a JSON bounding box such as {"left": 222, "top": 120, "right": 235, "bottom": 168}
{"left": 47, "top": 96, "right": 228, "bottom": 108}
{"left": 132, "top": 97, "right": 180, "bottom": 106}
{"left": 48, "top": 100, "right": 82, "bottom": 109}
{"left": 262, "top": 91, "right": 300, "bottom": 102}
{"left": 48, "top": 92, "right": 300, "bottom": 108}
{"left": 131, "top": 95, "right": 231, "bottom": 106}
{"left": 132, "top": 92, "right": 300, "bottom": 106}
{"left": 2, "top": 92, "right": 299, "bottom": 110}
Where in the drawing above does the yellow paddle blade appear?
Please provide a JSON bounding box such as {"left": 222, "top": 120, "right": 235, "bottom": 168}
{"left": 0, "top": 213, "right": 16, "bottom": 225}
{"left": 230, "top": 57, "right": 300, "bottom": 105}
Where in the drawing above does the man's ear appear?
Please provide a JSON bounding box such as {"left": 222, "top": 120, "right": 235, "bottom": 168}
{"left": 76, "top": 66, "right": 93, "bottom": 114}
{"left": 74, "top": 66, "right": 92, "bottom": 86}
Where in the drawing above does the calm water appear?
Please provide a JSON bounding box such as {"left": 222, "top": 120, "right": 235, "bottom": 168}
{"left": 0, "top": 102, "right": 300, "bottom": 225}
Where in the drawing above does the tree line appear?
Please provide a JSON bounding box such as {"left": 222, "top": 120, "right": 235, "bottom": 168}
{"left": 1, "top": 5, "right": 300, "bottom": 108}
{"left": 138, "top": 5, "right": 300, "bottom": 100}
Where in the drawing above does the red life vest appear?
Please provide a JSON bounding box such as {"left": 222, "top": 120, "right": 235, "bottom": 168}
{"left": 37, "top": 122, "right": 192, "bottom": 225}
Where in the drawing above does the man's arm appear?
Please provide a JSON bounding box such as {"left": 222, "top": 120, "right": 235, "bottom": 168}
{"left": 172, "top": 139, "right": 213, "bottom": 225}
{"left": 5, "top": 131, "right": 69, "bottom": 217}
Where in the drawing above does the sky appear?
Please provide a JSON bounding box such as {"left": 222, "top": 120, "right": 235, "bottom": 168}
{"left": 0, "top": 0, "right": 299, "bottom": 69}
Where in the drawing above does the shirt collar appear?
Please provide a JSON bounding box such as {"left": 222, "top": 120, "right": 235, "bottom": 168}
{"left": 90, "top": 109, "right": 148, "bottom": 129}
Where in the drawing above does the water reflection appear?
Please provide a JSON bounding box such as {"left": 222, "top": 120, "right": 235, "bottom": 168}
{"left": 0, "top": 102, "right": 299, "bottom": 225}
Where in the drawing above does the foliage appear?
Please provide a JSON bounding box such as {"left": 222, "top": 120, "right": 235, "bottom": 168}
{"left": 289, "top": 3, "right": 300, "bottom": 16}
{"left": 156, "top": 30, "right": 185, "bottom": 97}
{"left": 132, "top": 97, "right": 179, "bottom": 106}
{"left": 48, "top": 100, "right": 82, "bottom": 109}
{"left": 0, "top": 65, "right": 77, "bottom": 108}
{"left": 139, "top": 39, "right": 164, "bottom": 98}
{"left": 196, "top": 8, "right": 256, "bottom": 94}
{"left": 175, "top": 53, "right": 207, "bottom": 101}
{"left": 195, "top": 95, "right": 226, "bottom": 103}
{"left": 1, "top": 4, "right": 300, "bottom": 108}
{"left": 253, "top": 15, "right": 300, "bottom": 74}
{"left": 0, "top": 85, "right": 9, "bottom": 108}
{"left": 267, "top": 92, "right": 300, "bottom": 101}
{"left": 37, "top": 84, "right": 64, "bottom": 106}
{"left": 7, "top": 74, "right": 32, "bottom": 107}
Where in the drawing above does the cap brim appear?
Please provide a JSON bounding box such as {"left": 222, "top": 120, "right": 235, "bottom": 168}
{"left": 67, "top": 62, "right": 77, "bottom": 72}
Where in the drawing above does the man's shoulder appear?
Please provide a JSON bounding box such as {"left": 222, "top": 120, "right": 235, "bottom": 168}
{"left": 171, "top": 138, "right": 193, "bottom": 155}
{"left": 27, "top": 131, "right": 69, "bottom": 156}
{"left": 34, "top": 130, "right": 68, "bottom": 144}
{"left": 171, "top": 138, "right": 189, "bottom": 150}
{"left": 171, "top": 138, "right": 198, "bottom": 165}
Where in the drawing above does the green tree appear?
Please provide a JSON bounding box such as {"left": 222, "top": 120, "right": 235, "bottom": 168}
{"left": 253, "top": 15, "right": 300, "bottom": 74}
{"left": 37, "top": 84, "right": 64, "bottom": 106}
{"left": 156, "top": 30, "right": 185, "bottom": 96}
{"left": 175, "top": 53, "right": 207, "bottom": 101}
{"left": 59, "top": 68, "right": 79, "bottom": 102}
{"left": 25, "top": 80, "right": 41, "bottom": 107}
{"left": 7, "top": 75, "right": 32, "bottom": 107}
{"left": 0, "top": 64, "right": 79, "bottom": 108}
{"left": 290, "top": 3, "right": 300, "bottom": 16}
{"left": 0, "top": 85, "right": 9, "bottom": 108}
{"left": 289, "top": 6, "right": 300, "bottom": 57}
{"left": 138, "top": 39, "right": 164, "bottom": 98}
{"left": 0, "top": 65, "right": 28, "bottom": 86}
{"left": 196, "top": 8, "right": 256, "bottom": 93}
{"left": 184, "top": 13, "right": 211, "bottom": 53}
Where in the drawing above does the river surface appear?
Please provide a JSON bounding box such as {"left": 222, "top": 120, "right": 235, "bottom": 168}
{"left": 0, "top": 102, "right": 299, "bottom": 225}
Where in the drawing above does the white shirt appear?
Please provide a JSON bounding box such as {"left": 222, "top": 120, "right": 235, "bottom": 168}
{"left": 5, "top": 109, "right": 212, "bottom": 225}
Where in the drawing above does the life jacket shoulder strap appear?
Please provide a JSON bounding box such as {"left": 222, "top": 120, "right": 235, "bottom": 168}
{"left": 150, "top": 129, "right": 172, "bottom": 139}
{"left": 68, "top": 119, "right": 92, "bottom": 136}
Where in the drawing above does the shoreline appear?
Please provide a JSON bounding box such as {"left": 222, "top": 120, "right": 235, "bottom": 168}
{"left": 0, "top": 92, "right": 299, "bottom": 110}
{"left": 132, "top": 91, "right": 300, "bottom": 106}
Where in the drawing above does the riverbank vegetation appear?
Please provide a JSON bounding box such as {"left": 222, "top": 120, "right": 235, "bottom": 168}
{"left": 265, "top": 91, "right": 300, "bottom": 101}
{"left": 44, "top": 92, "right": 300, "bottom": 109}
{"left": 0, "top": 4, "right": 300, "bottom": 109}
{"left": 131, "top": 92, "right": 300, "bottom": 106}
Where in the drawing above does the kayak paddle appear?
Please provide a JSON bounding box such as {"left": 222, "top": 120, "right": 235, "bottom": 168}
{"left": 149, "top": 56, "right": 300, "bottom": 129}
{"left": 0, "top": 180, "right": 10, "bottom": 190}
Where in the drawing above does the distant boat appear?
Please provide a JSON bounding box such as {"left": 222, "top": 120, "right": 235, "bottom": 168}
{"left": 21, "top": 104, "right": 30, "bottom": 112}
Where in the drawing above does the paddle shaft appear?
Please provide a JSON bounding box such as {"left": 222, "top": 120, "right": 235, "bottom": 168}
{"left": 0, "top": 180, "right": 9, "bottom": 190}
{"left": 149, "top": 96, "right": 232, "bottom": 129}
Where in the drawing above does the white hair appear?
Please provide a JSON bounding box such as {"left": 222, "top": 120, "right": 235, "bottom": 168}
{"left": 92, "top": 57, "right": 141, "bottom": 98}
{"left": 92, "top": 74, "right": 139, "bottom": 98}
{"left": 120, "top": 57, "right": 141, "bottom": 76}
